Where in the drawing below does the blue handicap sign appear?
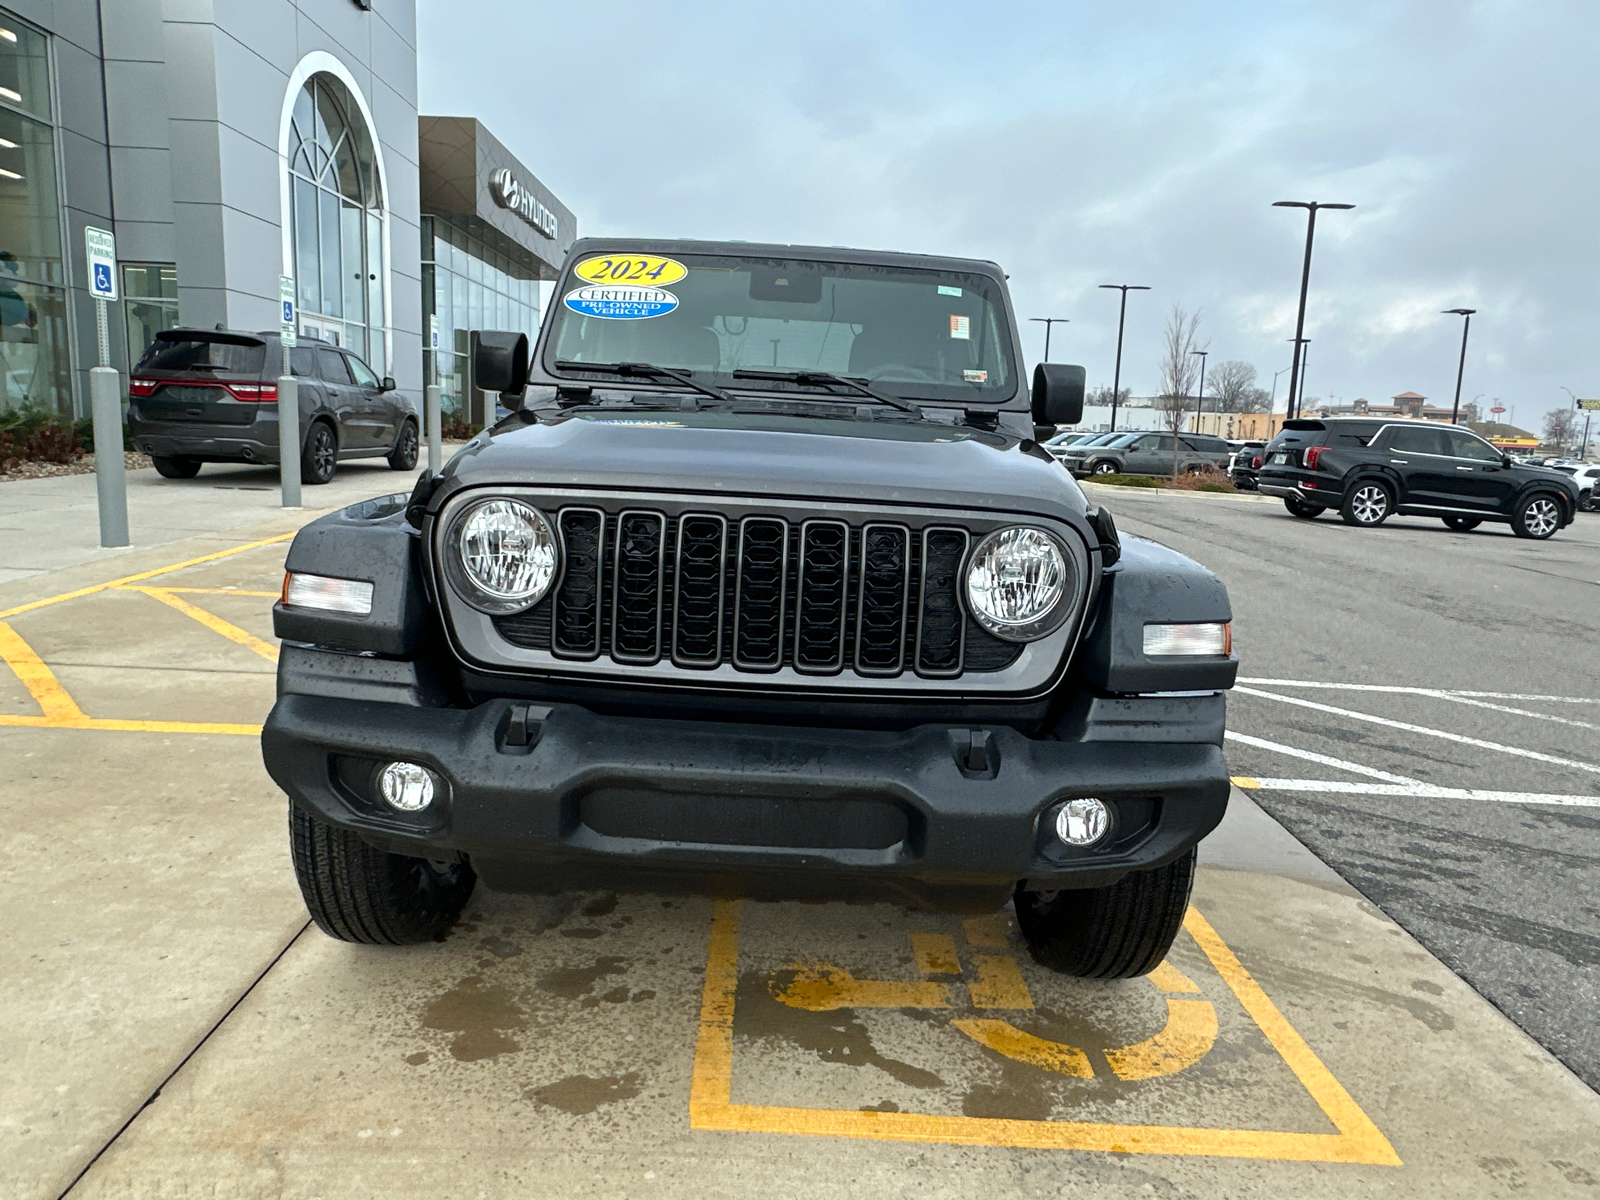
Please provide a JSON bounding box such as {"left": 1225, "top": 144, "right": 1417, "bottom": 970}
{"left": 92, "top": 263, "right": 112, "bottom": 293}
{"left": 282, "top": 299, "right": 294, "bottom": 324}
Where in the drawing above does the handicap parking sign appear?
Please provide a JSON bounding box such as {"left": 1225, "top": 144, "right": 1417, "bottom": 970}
{"left": 84, "top": 227, "right": 117, "bottom": 301}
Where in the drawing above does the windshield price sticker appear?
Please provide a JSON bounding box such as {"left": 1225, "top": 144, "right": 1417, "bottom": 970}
{"left": 574, "top": 254, "right": 688, "bottom": 288}
{"left": 938, "top": 285, "right": 963, "bottom": 297}
{"left": 949, "top": 314, "right": 971, "bottom": 340}
{"left": 564, "top": 285, "right": 680, "bottom": 320}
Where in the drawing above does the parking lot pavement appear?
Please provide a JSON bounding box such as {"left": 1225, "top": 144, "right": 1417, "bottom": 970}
{"left": 4, "top": 513, "right": 1599, "bottom": 1197}
{"left": 0, "top": 456, "right": 432, "bottom": 585}
{"left": 1084, "top": 482, "right": 1600, "bottom": 1091}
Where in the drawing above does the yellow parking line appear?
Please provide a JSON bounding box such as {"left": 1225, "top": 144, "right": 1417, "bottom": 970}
{"left": 121, "top": 586, "right": 279, "bottom": 663}
{"left": 0, "top": 532, "right": 294, "bottom": 621}
{"left": 0, "top": 713, "right": 260, "bottom": 735}
{"left": 0, "top": 621, "right": 86, "bottom": 721}
{"left": 1231, "top": 776, "right": 1262, "bottom": 789}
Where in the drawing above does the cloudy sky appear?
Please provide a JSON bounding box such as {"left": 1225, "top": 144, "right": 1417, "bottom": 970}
{"left": 418, "top": 1, "right": 1597, "bottom": 432}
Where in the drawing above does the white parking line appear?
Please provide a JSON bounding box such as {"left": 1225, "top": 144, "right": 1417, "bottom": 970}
{"left": 1224, "top": 731, "right": 1416, "bottom": 783}
{"left": 1237, "top": 778, "right": 1600, "bottom": 809}
{"left": 1236, "top": 678, "right": 1599, "bottom": 730}
{"left": 1234, "top": 686, "right": 1600, "bottom": 777}
{"left": 1239, "top": 678, "right": 1600, "bottom": 705}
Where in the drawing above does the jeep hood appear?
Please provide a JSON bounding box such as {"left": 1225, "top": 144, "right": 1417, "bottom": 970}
{"left": 436, "top": 409, "right": 1090, "bottom": 520}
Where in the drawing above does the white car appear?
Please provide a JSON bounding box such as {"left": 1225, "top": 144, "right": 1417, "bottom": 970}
{"left": 1551, "top": 463, "right": 1599, "bottom": 511}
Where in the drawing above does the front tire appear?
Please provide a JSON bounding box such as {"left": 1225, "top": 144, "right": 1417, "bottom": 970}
{"left": 1442, "top": 515, "right": 1482, "bottom": 531}
{"left": 151, "top": 455, "right": 201, "bottom": 479}
{"left": 1090, "top": 459, "right": 1119, "bottom": 476}
{"left": 301, "top": 421, "right": 338, "bottom": 485}
{"left": 1512, "top": 493, "right": 1562, "bottom": 540}
{"left": 1341, "top": 480, "right": 1393, "bottom": 527}
{"left": 1284, "top": 497, "right": 1323, "bottom": 518}
{"left": 1014, "top": 849, "right": 1196, "bottom": 979}
{"left": 289, "top": 805, "right": 476, "bottom": 944}
{"left": 388, "top": 419, "right": 419, "bottom": 471}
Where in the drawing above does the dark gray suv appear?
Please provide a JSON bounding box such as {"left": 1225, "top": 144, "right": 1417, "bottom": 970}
{"left": 127, "top": 328, "right": 420, "bottom": 483}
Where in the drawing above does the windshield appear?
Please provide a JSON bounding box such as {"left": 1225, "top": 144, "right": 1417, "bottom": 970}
{"left": 137, "top": 335, "right": 266, "bottom": 375}
{"left": 546, "top": 251, "right": 1016, "bottom": 404}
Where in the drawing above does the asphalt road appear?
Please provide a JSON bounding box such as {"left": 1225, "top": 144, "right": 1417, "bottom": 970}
{"left": 1086, "top": 481, "right": 1600, "bottom": 1091}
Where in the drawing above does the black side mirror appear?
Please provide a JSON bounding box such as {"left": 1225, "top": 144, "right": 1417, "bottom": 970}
{"left": 473, "top": 331, "right": 530, "bottom": 409}
{"left": 380, "top": 376, "right": 396, "bottom": 393}
{"left": 1031, "top": 363, "right": 1086, "bottom": 435}
{"left": 1502, "top": 454, "right": 1514, "bottom": 468}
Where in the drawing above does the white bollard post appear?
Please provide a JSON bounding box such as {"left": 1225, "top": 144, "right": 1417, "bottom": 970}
{"left": 90, "top": 362, "right": 129, "bottom": 547}
{"left": 278, "top": 338, "right": 301, "bottom": 508}
{"left": 425, "top": 383, "right": 442, "bottom": 474}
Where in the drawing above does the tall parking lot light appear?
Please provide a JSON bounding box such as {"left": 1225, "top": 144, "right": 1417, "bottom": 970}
{"left": 1287, "top": 338, "right": 1310, "bottom": 418}
{"left": 1191, "top": 349, "right": 1209, "bottom": 428}
{"left": 1273, "top": 201, "right": 1354, "bottom": 421}
{"left": 1029, "top": 317, "right": 1070, "bottom": 364}
{"left": 1099, "top": 284, "right": 1150, "bottom": 431}
{"left": 1444, "top": 308, "right": 1477, "bottom": 425}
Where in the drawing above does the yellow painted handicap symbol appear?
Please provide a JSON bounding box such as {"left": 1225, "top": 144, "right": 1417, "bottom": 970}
{"left": 770, "top": 916, "right": 1217, "bottom": 1083}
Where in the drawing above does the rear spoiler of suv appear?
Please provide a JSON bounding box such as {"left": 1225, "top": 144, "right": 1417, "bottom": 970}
{"left": 152, "top": 329, "right": 267, "bottom": 348}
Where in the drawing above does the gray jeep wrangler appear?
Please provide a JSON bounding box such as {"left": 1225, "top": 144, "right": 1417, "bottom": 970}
{"left": 262, "top": 239, "right": 1237, "bottom": 978}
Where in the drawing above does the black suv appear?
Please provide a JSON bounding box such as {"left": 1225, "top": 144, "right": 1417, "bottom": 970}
{"left": 1256, "top": 418, "right": 1579, "bottom": 539}
{"left": 127, "top": 328, "right": 420, "bottom": 483}
{"left": 263, "top": 238, "right": 1240, "bottom": 981}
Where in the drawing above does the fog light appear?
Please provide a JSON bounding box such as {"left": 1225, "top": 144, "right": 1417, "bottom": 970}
{"left": 1053, "top": 797, "right": 1111, "bottom": 847}
{"left": 377, "top": 761, "right": 436, "bottom": 812}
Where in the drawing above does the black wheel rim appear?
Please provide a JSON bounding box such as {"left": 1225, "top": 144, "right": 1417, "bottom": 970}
{"left": 312, "top": 428, "right": 335, "bottom": 477}
{"left": 402, "top": 424, "right": 417, "bottom": 462}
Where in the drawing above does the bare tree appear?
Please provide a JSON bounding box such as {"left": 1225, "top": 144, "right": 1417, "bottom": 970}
{"left": 1086, "top": 385, "right": 1131, "bottom": 408}
{"left": 1239, "top": 386, "right": 1272, "bottom": 413}
{"left": 1154, "top": 305, "right": 1207, "bottom": 475}
{"left": 1206, "top": 360, "right": 1257, "bottom": 412}
{"left": 1543, "top": 407, "right": 1577, "bottom": 451}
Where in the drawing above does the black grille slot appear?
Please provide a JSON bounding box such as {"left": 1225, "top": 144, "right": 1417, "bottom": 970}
{"left": 855, "top": 523, "right": 910, "bottom": 675}
{"left": 795, "top": 519, "right": 849, "bottom": 673}
{"left": 672, "top": 514, "right": 727, "bottom": 666}
{"left": 612, "top": 511, "right": 665, "bottom": 663}
{"left": 734, "top": 516, "right": 788, "bottom": 669}
{"left": 916, "top": 527, "right": 968, "bottom": 676}
{"left": 552, "top": 507, "right": 603, "bottom": 658}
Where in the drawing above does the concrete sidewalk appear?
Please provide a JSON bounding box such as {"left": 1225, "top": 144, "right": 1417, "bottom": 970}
{"left": 0, "top": 456, "right": 440, "bottom": 586}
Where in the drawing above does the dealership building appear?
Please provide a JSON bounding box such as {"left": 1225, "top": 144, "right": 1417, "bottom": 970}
{"left": 0, "top": 0, "right": 575, "bottom": 423}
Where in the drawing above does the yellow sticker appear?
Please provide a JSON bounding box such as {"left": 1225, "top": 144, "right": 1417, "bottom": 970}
{"left": 573, "top": 253, "right": 688, "bottom": 288}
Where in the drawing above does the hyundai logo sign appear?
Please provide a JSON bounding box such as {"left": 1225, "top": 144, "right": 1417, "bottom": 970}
{"left": 489, "top": 168, "right": 558, "bottom": 240}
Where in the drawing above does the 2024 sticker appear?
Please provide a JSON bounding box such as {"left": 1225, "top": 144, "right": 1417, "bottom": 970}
{"left": 573, "top": 254, "right": 689, "bottom": 287}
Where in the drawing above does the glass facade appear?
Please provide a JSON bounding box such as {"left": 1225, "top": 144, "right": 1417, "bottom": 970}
{"left": 421, "top": 215, "right": 542, "bottom": 420}
{"left": 121, "top": 263, "right": 178, "bottom": 372}
{"left": 287, "top": 73, "right": 386, "bottom": 372}
{"left": 0, "top": 12, "right": 71, "bottom": 417}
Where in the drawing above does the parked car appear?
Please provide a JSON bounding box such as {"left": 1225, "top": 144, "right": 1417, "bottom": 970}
{"left": 126, "top": 328, "right": 420, "bottom": 483}
{"left": 1042, "top": 431, "right": 1098, "bottom": 461}
{"left": 1550, "top": 463, "right": 1600, "bottom": 511}
{"left": 1063, "top": 431, "right": 1225, "bottom": 477}
{"left": 264, "top": 236, "right": 1239, "bottom": 981}
{"left": 1228, "top": 440, "right": 1267, "bottom": 490}
{"left": 1256, "top": 418, "right": 1580, "bottom": 539}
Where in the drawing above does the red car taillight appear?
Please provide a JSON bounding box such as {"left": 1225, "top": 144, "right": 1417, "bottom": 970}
{"left": 223, "top": 381, "right": 279, "bottom": 402}
{"left": 1304, "top": 445, "right": 1326, "bottom": 470}
{"left": 1251, "top": 455, "right": 1263, "bottom": 470}
{"left": 129, "top": 377, "right": 160, "bottom": 398}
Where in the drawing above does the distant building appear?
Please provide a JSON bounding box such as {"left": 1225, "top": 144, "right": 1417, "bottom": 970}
{"left": 1311, "top": 392, "right": 1455, "bottom": 422}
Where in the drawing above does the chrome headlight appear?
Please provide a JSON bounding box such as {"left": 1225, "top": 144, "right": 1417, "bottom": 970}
{"left": 446, "top": 498, "right": 558, "bottom": 614}
{"left": 964, "top": 526, "right": 1074, "bottom": 641}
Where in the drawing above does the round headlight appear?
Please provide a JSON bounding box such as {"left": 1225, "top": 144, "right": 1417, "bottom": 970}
{"left": 448, "top": 498, "right": 558, "bottom": 614}
{"left": 965, "top": 526, "right": 1073, "bottom": 641}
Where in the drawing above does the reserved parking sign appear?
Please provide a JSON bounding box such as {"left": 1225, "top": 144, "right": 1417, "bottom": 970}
{"left": 85, "top": 227, "right": 117, "bottom": 301}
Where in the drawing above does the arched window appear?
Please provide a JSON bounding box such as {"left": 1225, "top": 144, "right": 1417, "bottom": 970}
{"left": 287, "top": 74, "right": 385, "bottom": 371}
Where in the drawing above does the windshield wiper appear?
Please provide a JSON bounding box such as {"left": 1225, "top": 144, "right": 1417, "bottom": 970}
{"left": 730, "top": 368, "right": 923, "bottom": 416}
{"left": 555, "top": 360, "right": 733, "bottom": 404}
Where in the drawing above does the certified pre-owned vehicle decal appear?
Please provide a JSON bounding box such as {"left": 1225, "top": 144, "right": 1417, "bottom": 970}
{"left": 563, "top": 284, "right": 680, "bottom": 320}
{"left": 573, "top": 253, "right": 689, "bottom": 287}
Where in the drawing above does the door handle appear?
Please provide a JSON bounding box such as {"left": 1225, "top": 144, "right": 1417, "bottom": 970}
{"left": 1389, "top": 459, "right": 1408, "bottom": 464}
{"left": 1456, "top": 466, "right": 1475, "bottom": 471}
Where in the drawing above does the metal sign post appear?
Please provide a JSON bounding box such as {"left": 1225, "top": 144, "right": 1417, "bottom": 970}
{"left": 426, "top": 313, "right": 442, "bottom": 473}
{"left": 277, "top": 275, "right": 301, "bottom": 508}
{"left": 85, "top": 227, "right": 129, "bottom": 547}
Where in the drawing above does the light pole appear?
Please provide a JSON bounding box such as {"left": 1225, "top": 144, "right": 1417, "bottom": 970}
{"left": 1443, "top": 308, "right": 1476, "bottom": 424}
{"left": 1028, "top": 317, "right": 1070, "bottom": 364}
{"left": 1561, "top": 387, "right": 1592, "bottom": 458}
{"left": 1287, "top": 338, "right": 1310, "bottom": 417}
{"left": 1190, "top": 349, "right": 1208, "bottom": 432}
{"left": 1098, "top": 285, "right": 1149, "bottom": 432}
{"left": 1273, "top": 200, "right": 1354, "bottom": 421}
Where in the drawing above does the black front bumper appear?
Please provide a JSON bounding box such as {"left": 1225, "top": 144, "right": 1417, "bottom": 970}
{"left": 262, "top": 691, "right": 1230, "bottom": 909}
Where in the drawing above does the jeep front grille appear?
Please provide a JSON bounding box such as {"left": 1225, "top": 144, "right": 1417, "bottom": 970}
{"left": 487, "top": 506, "right": 1020, "bottom": 680}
